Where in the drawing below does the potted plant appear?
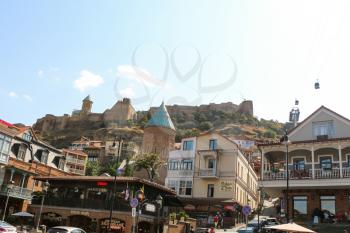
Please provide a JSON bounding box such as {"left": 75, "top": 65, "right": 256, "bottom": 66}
{"left": 169, "top": 212, "right": 177, "bottom": 224}
{"left": 178, "top": 211, "right": 188, "bottom": 222}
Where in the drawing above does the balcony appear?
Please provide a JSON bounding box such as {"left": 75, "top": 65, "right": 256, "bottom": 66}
{"left": 0, "top": 185, "right": 32, "bottom": 200}
{"left": 199, "top": 169, "right": 218, "bottom": 178}
{"left": 66, "top": 157, "right": 86, "bottom": 165}
{"left": 68, "top": 168, "right": 85, "bottom": 175}
{"left": 167, "top": 170, "right": 194, "bottom": 177}
{"left": 262, "top": 168, "right": 347, "bottom": 181}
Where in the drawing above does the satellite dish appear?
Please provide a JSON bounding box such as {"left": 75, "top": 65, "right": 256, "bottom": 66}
{"left": 314, "top": 79, "right": 320, "bottom": 89}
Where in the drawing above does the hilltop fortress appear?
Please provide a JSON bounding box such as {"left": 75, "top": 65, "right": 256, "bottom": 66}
{"left": 33, "top": 96, "right": 137, "bottom": 137}
{"left": 33, "top": 97, "right": 253, "bottom": 148}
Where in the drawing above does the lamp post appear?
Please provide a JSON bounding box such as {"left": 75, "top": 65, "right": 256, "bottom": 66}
{"left": 36, "top": 180, "right": 50, "bottom": 230}
{"left": 134, "top": 189, "right": 145, "bottom": 233}
{"left": 282, "top": 130, "right": 290, "bottom": 223}
{"left": 156, "top": 195, "right": 163, "bottom": 233}
{"left": 2, "top": 180, "right": 14, "bottom": 221}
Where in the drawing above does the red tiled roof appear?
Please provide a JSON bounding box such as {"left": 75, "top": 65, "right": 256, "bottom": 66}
{"left": 63, "top": 149, "right": 88, "bottom": 157}
{"left": 258, "top": 136, "right": 350, "bottom": 147}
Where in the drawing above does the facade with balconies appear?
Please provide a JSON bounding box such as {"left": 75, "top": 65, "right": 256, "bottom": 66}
{"left": 63, "top": 149, "right": 88, "bottom": 175}
{"left": 165, "top": 137, "right": 196, "bottom": 198}
{"left": 259, "top": 106, "right": 350, "bottom": 222}
{"left": 166, "top": 132, "right": 258, "bottom": 228}
{"left": 0, "top": 122, "right": 69, "bottom": 220}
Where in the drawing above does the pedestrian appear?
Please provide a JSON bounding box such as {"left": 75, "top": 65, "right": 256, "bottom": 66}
{"left": 209, "top": 227, "right": 215, "bottom": 233}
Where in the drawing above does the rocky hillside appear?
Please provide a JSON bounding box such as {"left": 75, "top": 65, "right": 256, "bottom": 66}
{"left": 34, "top": 101, "right": 284, "bottom": 148}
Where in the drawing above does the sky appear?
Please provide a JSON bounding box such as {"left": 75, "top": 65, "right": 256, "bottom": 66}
{"left": 1, "top": 0, "right": 350, "bottom": 125}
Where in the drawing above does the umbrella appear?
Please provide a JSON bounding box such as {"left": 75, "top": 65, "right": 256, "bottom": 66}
{"left": 266, "top": 222, "right": 315, "bottom": 233}
{"left": 12, "top": 212, "right": 34, "bottom": 217}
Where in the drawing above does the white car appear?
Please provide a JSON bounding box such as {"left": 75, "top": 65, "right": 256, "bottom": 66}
{"left": 47, "top": 227, "right": 86, "bottom": 233}
{"left": 0, "top": 221, "right": 17, "bottom": 233}
{"left": 265, "top": 217, "right": 279, "bottom": 226}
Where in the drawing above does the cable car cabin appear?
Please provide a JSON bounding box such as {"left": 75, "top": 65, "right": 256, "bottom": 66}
{"left": 314, "top": 81, "right": 320, "bottom": 89}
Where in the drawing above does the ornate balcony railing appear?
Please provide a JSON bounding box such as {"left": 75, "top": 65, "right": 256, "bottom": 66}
{"left": 0, "top": 184, "right": 32, "bottom": 200}
{"left": 199, "top": 169, "right": 218, "bottom": 177}
{"left": 262, "top": 168, "right": 345, "bottom": 180}
{"left": 66, "top": 157, "right": 86, "bottom": 165}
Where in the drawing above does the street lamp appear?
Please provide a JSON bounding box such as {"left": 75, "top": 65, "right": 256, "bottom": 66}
{"left": 281, "top": 130, "right": 290, "bottom": 223}
{"left": 156, "top": 195, "right": 163, "bottom": 233}
{"left": 2, "top": 180, "right": 14, "bottom": 221}
{"left": 36, "top": 180, "right": 50, "bottom": 230}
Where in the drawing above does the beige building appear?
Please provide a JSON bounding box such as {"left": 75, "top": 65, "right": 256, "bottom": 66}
{"left": 62, "top": 149, "right": 88, "bottom": 175}
{"left": 166, "top": 132, "right": 258, "bottom": 228}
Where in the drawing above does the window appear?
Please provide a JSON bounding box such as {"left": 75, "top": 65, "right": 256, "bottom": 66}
{"left": 208, "top": 159, "right": 216, "bottom": 169}
{"left": 22, "top": 132, "right": 32, "bottom": 142}
{"left": 183, "top": 140, "right": 193, "bottom": 151}
{"left": 0, "top": 134, "right": 11, "bottom": 161}
{"left": 179, "top": 181, "right": 192, "bottom": 196}
{"left": 168, "top": 160, "right": 179, "bottom": 170}
{"left": 293, "top": 196, "right": 307, "bottom": 216}
{"left": 41, "top": 150, "right": 49, "bottom": 164}
{"left": 313, "top": 121, "right": 334, "bottom": 138}
{"left": 207, "top": 184, "right": 214, "bottom": 197}
{"left": 167, "top": 180, "right": 178, "bottom": 192}
{"left": 182, "top": 159, "right": 193, "bottom": 170}
{"left": 17, "top": 144, "right": 27, "bottom": 161}
{"left": 321, "top": 195, "right": 335, "bottom": 214}
{"left": 293, "top": 158, "right": 305, "bottom": 170}
{"left": 209, "top": 139, "right": 217, "bottom": 150}
{"left": 347, "top": 155, "right": 350, "bottom": 167}
{"left": 320, "top": 157, "right": 332, "bottom": 170}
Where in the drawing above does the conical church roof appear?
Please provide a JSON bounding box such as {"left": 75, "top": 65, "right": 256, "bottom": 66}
{"left": 145, "top": 102, "right": 175, "bottom": 131}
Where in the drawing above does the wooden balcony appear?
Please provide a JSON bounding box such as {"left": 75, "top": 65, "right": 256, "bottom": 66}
{"left": 262, "top": 168, "right": 347, "bottom": 180}
{"left": 0, "top": 184, "right": 32, "bottom": 200}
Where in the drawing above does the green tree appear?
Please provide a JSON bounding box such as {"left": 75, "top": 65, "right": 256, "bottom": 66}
{"left": 198, "top": 121, "right": 213, "bottom": 131}
{"left": 263, "top": 130, "right": 277, "bottom": 139}
{"left": 85, "top": 161, "right": 101, "bottom": 176}
{"left": 134, "top": 153, "right": 164, "bottom": 181}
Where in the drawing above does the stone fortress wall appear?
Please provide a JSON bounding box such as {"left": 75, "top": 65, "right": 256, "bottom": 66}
{"left": 33, "top": 97, "right": 137, "bottom": 136}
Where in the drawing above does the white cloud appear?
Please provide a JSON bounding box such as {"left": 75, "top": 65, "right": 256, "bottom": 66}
{"left": 74, "top": 70, "right": 104, "bottom": 92}
{"left": 119, "top": 87, "right": 136, "bottom": 98}
{"left": 23, "top": 94, "right": 32, "bottom": 101}
{"left": 8, "top": 91, "right": 18, "bottom": 98}
{"left": 117, "top": 65, "right": 165, "bottom": 87}
{"left": 37, "top": 69, "right": 44, "bottom": 78}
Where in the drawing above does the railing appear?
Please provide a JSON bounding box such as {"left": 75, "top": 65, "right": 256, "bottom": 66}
{"left": 167, "top": 170, "right": 194, "bottom": 177}
{"left": 199, "top": 169, "right": 218, "bottom": 177}
{"left": 314, "top": 168, "right": 340, "bottom": 179}
{"left": 0, "top": 153, "right": 9, "bottom": 164}
{"left": 0, "top": 185, "right": 32, "bottom": 200}
{"left": 262, "top": 168, "right": 344, "bottom": 180}
{"left": 343, "top": 167, "right": 350, "bottom": 178}
{"left": 69, "top": 168, "right": 85, "bottom": 175}
{"left": 66, "top": 157, "right": 86, "bottom": 165}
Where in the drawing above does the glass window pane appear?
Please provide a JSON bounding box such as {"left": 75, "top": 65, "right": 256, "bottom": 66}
{"left": 293, "top": 196, "right": 307, "bottom": 216}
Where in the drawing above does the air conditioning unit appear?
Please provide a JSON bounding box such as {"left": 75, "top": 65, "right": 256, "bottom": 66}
{"left": 317, "top": 135, "right": 328, "bottom": 140}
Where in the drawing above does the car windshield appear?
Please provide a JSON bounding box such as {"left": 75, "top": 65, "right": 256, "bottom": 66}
{"left": 47, "top": 228, "right": 69, "bottom": 233}
{"left": 0, "top": 221, "right": 13, "bottom": 227}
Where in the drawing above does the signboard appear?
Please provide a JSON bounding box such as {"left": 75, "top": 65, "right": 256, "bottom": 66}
{"left": 242, "top": 205, "right": 251, "bottom": 216}
{"left": 220, "top": 181, "right": 233, "bottom": 191}
{"left": 132, "top": 207, "right": 136, "bottom": 217}
{"left": 130, "top": 198, "right": 139, "bottom": 208}
{"left": 145, "top": 203, "right": 156, "bottom": 212}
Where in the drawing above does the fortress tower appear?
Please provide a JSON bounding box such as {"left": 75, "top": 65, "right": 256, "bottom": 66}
{"left": 80, "top": 95, "right": 93, "bottom": 116}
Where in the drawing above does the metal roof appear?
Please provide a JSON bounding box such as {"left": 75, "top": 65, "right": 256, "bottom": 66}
{"left": 145, "top": 102, "right": 175, "bottom": 131}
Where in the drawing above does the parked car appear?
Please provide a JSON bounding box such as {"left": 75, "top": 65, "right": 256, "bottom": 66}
{"left": 0, "top": 221, "right": 17, "bottom": 233}
{"left": 265, "top": 217, "right": 279, "bottom": 226}
{"left": 237, "top": 227, "right": 255, "bottom": 233}
{"left": 246, "top": 219, "right": 268, "bottom": 233}
{"left": 47, "top": 227, "right": 86, "bottom": 233}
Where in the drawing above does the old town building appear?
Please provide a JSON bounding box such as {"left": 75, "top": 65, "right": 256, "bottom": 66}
{"left": 29, "top": 176, "right": 177, "bottom": 233}
{"left": 259, "top": 106, "right": 350, "bottom": 222}
{"left": 62, "top": 149, "right": 88, "bottom": 175}
{"left": 0, "top": 120, "right": 69, "bottom": 218}
{"left": 165, "top": 132, "right": 258, "bottom": 228}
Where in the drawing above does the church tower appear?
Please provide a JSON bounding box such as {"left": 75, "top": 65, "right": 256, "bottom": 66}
{"left": 80, "top": 95, "right": 93, "bottom": 116}
{"left": 141, "top": 102, "right": 176, "bottom": 184}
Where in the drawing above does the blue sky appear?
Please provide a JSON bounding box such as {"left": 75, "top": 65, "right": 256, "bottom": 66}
{"left": 2, "top": 1, "right": 350, "bottom": 125}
